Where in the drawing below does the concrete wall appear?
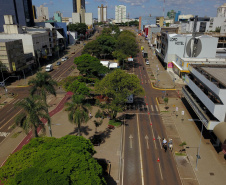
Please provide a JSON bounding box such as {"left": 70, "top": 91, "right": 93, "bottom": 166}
{"left": 72, "top": 13, "right": 80, "bottom": 23}
{"left": 85, "top": 13, "right": 93, "bottom": 26}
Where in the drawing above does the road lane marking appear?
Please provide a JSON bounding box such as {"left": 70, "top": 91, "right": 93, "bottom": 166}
{"left": 155, "top": 105, "right": 159, "bottom": 112}
{"left": 145, "top": 135, "right": 149, "bottom": 149}
{"left": 129, "top": 134, "right": 133, "bottom": 148}
{"left": 137, "top": 115, "right": 144, "bottom": 185}
{"left": 158, "top": 163, "right": 163, "bottom": 180}
{"left": 0, "top": 109, "right": 22, "bottom": 130}
{"left": 7, "top": 107, "right": 14, "bottom": 113}
{"left": 12, "top": 99, "right": 20, "bottom": 104}
{"left": 149, "top": 115, "right": 157, "bottom": 149}
{"left": 151, "top": 105, "right": 154, "bottom": 111}
{"left": 157, "top": 135, "right": 162, "bottom": 149}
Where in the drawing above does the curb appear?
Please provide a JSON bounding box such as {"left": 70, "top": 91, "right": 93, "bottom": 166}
{"left": 151, "top": 82, "right": 176, "bottom": 91}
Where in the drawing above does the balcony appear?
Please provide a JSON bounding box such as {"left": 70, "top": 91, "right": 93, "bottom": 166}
{"left": 182, "top": 86, "right": 220, "bottom": 130}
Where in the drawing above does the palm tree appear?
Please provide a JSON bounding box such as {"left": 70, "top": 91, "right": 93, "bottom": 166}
{"left": 28, "top": 72, "right": 57, "bottom": 137}
{"left": 28, "top": 72, "right": 57, "bottom": 102}
{"left": 65, "top": 95, "right": 90, "bottom": 136}
{"left": 15, "top": 96, "right": 50, "bottom": 138}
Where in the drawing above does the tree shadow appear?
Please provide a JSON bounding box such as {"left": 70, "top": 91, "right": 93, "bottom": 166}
{"left": 89, "top": 128, "right": 112, "bottom": 145}
{"left": 68, "top": 125, "right": 92, "bottom": 136}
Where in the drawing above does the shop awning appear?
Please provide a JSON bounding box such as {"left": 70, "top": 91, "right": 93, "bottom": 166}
{"left": 213, "top": 122, "right": 226, "bottom": 144}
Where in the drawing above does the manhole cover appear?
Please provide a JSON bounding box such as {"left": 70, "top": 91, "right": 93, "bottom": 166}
{"left": 209, "top": 172, "right": 214, "bottom": 176}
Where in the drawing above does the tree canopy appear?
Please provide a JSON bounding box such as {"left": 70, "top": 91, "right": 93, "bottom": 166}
{"left": 74, "top": 54, "right": 109, "bottom": 77}
{"left": 68, "top": 23, "right": 88, "bottom": 35}
{"left": 95, "top": 69, "right": 144, "bottom": 119}
{"left": 0, "top": 136, "right": 106, "bottom": 185}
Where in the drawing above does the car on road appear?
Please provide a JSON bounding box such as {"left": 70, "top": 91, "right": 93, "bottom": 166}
{"left": 56, "top": 61, "right": 61, "bottom": 66}
{"left": 145, "top": 59, "right": 149, "bottom": 65}
{"left": 61, "top": 57, "right": 69, "bottom": 61}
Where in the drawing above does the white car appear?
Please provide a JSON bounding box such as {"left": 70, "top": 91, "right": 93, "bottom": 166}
{"left": 145, "top": 60, "right": 150, "bottom": 65}
{"left": 61, "top": 57, "right": 69, "bottom": 61}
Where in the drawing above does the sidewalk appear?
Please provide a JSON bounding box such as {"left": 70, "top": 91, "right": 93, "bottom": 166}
{"left": 158, "top": 98, "right": 226, "bottom": 185}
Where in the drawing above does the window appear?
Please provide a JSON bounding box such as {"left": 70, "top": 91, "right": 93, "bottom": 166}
{"left": 0, "top": 55, "right": 8, "bottom": 59}
{"left": 0, "top": 46, "right": 6, "bottom": 50}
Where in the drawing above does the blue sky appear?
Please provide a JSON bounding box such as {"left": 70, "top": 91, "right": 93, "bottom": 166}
{"left": 32, "top": 0, "right": 226, "bottom": 19}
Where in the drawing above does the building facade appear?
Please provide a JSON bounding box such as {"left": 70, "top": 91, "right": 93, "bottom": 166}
{"left": 54, "top": 11, "right": 63, "bottom": 22}
{"left": 217, "top": 3, "right": 226, "bottom": 17}
{"left": 0, "top": 0, "right": 34, "bottom": 32}
{"left": 73, "top": 0, "right": 85, "bottom": 13}
{"left": 115, "top": 5, "right": 126, "bottom": 23}
{"left": 36, "top": 5, "right": 49, "bottom": 20}
{"left": 98, "top": 4, "right": 107, "bottom": 22}
{"left": 156, "top": 17, "right": 164, "bottom": 27}
{"left": 0, "top": 39, "right": 26, "bottom": 72}
{"left": 156, "top": 33, "right": 218, "bottom": 65}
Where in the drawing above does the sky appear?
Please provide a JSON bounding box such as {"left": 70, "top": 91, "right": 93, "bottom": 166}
{"left": 32, "top": 0, "right": 226, "bottom": 19}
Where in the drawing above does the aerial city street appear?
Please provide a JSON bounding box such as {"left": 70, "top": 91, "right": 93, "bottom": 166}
{"left": 0, "top": 0, "right": 226, "bottom": 184}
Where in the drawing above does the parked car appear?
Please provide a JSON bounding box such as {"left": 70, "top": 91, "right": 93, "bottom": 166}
{"left": 45, "top": 64, "right": 53, "bottom": 72}
{"left": 56, "top": 61, "right": 61, "bottom": 66}
{"left": 61, "top": 57, "right": 69, "bottom": 61}
{"left": 145, "top": 59, "right": 150, "bottom": 65}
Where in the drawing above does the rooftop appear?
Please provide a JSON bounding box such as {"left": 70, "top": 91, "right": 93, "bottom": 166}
{"left": 191, "top": 64, "right": 226, "bottom": 88}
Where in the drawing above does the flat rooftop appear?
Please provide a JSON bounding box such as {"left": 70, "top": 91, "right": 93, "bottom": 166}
{"left": 201, "top": 67, "right": 226, "bottom": 86}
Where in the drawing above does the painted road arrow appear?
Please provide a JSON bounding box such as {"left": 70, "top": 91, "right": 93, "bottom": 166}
{"left": 145, "top": 135, "right": 149, "bottom": 149}
{"left": 157, "top": 135, "right": 162, "bottom": 149}
{"left": 129, "top": 135, "right": 133, "bottom": 149}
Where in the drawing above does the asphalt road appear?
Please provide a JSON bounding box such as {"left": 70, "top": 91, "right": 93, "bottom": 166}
{"left": 0, "top": 49, "right": 82, "bottom": 143}
{"left": 122, "top": 48, "right": 181, "bottom": 184}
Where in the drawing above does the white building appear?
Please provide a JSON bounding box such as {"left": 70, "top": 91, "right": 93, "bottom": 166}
{"left": 115, "top": 5, "right": 126, "bottom": 23}
{"left": 98, "top": 4, "right": 107, "bottom": 22}
{"left": 182, "top": 64, "right": 226, "bottom": 153}
{"left": 72, "top": 12, "right": 93, "bottom": 26}
{"left": 217, "top": 3, "right": 226, "bottom": 17}
{"left": 156, "top": 32, "right": 218, "bottom": 65}
{"left": 36, "top": 5, "right": 49, "bottom": 20}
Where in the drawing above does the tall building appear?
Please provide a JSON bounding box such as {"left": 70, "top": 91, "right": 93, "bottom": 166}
{"left": 73, "top": 0, "right": 85, "bottom": 13}
{"left": 36, "top": 5, "right": 49, "bottom": 20}
{"left": 54, "top": 11, "right": 63, "bottom": 22}
{"left": 217, "top": 3, "right": 226, "bottom": 17}
{"left": 115, "top": 5, "right": 126, "bottom": 23}
{"left": 0, "top": 0, "right": 34, "bottom": 32}
{"left": 98, "top": 4, "right": 107, "bottom": 22}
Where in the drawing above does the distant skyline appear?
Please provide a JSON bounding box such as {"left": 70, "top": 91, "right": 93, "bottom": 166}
{"left": 32, "top": 0, "right": 226, "bottom": 19}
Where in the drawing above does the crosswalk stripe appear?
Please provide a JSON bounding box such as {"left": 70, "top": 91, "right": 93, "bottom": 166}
{"left": 155, "top": 105, "right": 159, "bottom": 112}
{"left": 151, "top": 105, "right": 154, "bottom": 111}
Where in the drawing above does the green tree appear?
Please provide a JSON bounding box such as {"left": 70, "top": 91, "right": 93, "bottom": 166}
{"left": 0, "top": 136, "right": 106, "bottom": 185}
{"left": 65, "top": 95, "right": 91, "bottom": 136}
{"left": 15, "top": 96, "right": 50, "bottom": 137}
{"left": 215, "top": 26, "right": 221, "bottom": 32}
{"left": 95, "top": 69, "right": 144, "bottom": 119}
{"left": 67, "top": 80, "right": 91, "bottom": 96}
{"left": 82, "top": 40, "right": 102, "bottom": 57}
{"left": 96, "top": 35, "right": 116, "bottom": 57}
{"left": 68, "top": 23, "right": 88, "bottom": 35}
{"left": 28, "top": 72, "right": 57, "bottom": 137}
{"left": 74, "top": 54, "right": 109, "bottom": 77}
{"left": 164, "top": 97, "right": 169, "bottom": 110}
{"left": 28, "top": 72, "right": 57, "bottom": 102}
{"left": 113, "top": 30, "right": 138, "bottom": 63}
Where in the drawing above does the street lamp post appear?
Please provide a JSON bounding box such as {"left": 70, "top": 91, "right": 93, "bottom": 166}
{"left": 188, "top": 119, "right": 207, "bottom": 170}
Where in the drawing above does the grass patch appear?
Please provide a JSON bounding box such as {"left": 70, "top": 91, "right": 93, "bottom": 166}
{"left": 161, "top": 111, "right": 169, "bottom": 113}
{"left": 108, "top": 120, "right": 122, "bottom": 127}
{"left": 175, "top": 152, "right": 186, "bottom": 156}
{"left": 11, "top": 131, "right": 22, "bottom": 138}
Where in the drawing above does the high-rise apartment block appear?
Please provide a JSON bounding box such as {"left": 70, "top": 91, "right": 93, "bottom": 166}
{"left": 36, "top": 5, "right": 49, "bottom": 20}
{"left": 98, "top": 4, "right": 107, "bottom": 22}
{"left": 0, "top": 0, "right": 34, "bottom": 32}
{"left": 115, "top": 5, "right": 126, "bottom": 23}
{"left": 73, "top": 0, "right": 86, "bottom": 13}
{"left": 217, "top": 3, "right": 226, "bottom": 17}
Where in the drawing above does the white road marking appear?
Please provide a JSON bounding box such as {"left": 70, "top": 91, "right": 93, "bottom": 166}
{"left": 155, "top": 105, "right": 159, "bottom": 112}
{"left": 7, "top": 107, "right": 14, "bottom": 113}
{"left": 137, "top": 115, "right": 145, "bottom": 185}
{"left": 129, "top": 135, "right": 133, "bottom": 149}
{"left": 158, "top": 163, "right": 163, "bottom": 180}
{"left": 151, "top": 105, "right": 154, "bottom": 111}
